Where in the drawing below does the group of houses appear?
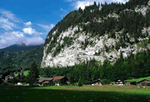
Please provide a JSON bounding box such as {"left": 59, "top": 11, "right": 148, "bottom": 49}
{"left": 91, "top": 77, "right": 150, "bottom": 87}
{"left": 2, "top": 73, "right": 150, "bottom": 88}
{"left": 91, "top": 79, "right": 102, "bottom": 86}
{"left": 115, "top": 78, "right": 150, "bottom": 88}
{"left": 124, "top": 78, "right": 150, "bottom": 88}
{"left": 3, "top": 74, "right": 68, "bottom": 86}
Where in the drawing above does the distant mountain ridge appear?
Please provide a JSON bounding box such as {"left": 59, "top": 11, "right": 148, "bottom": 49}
{"left": 0, "top": 43, "right": 43, "bottom": 52}
{"left": 0, "top": 44, "right": 43, "bottom": 77}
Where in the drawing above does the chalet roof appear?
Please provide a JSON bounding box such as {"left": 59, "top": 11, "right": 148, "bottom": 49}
{"left": 114, "top": 79, "right": 122, "bottom": 82}
{"left": 137, "top": 79, "right": 150, "bottom": 83}
{"left": 38, "top": 77, "right": 53, "bottom": 83}
{"left": 126, "top": 76, "right": 150, "bottom": 83}
{"left": 53, "top": 76, "right": 65, "bottom": 80}
{"left": 91, "top": 79, "right": 101, "bottom": 84}
{"left": 6, "top": 75, "right": 14, "bottom": 77}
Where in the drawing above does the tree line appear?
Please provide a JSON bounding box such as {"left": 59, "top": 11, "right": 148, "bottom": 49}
{"left": 40, "top": 49, "right": 150, "bottom": 84}
{"left": 45, "top": 0, "right": 150, "bottom": 57}
{"left": 2, "top": 49, "right": 150, "bottom": 85}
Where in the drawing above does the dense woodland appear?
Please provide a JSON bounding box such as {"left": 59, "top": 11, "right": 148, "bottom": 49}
{"left": 45, "top": 0, "right": 150, "bottom": 57}
{"left": 0, "top": 45, "right": 43, "bottom": 78}
{"left": 40, "top": 50, "right": 150, "bottom": 84}
{"left": 1, "top": 0, "right": 150, "bottom": 85}
{"left": 39, "top": 0, "right": 150, "bottom": 84}
{"left": 2, "top": 49, "right": 150, "bottom": 85}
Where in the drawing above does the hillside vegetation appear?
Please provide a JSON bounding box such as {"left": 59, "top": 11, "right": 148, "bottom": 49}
{"left": 0, "top": 44, "right": 42, "bottom": 53}
{"left": 39, "top": 0, "right": 150, "bottom": 84}
{"left": 1, "top": 0, "right": 150, "bottom": 85}
{"left": 40, "top": 50, "right": 150, "bottom": 84}
{"left": 42, "top": 0, "right": 150, "bottom": 68}
{"left": 0, "top": 45, "right": 43, "bottom": 78}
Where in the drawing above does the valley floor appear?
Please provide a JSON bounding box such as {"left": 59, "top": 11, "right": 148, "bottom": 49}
{"left": 1, "top": 85, "right": 150, "bottom": 102}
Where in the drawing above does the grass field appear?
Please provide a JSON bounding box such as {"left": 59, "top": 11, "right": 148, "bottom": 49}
{"left": 0, "top": 85, "right": 150, "bottom": 102}
{"left": 14, "top": 71, "right": 29, "bottom": 77}
{"left": 126, "top": 76, "right": 150, "bottom": 82}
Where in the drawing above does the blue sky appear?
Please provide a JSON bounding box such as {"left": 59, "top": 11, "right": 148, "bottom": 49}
{"left": 0, "top": 0, "right": 129, "bottom": 49}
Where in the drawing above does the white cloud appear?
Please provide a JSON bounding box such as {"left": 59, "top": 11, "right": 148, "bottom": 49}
{"left": 37, "top": 24, "right": 54, "bottom": 31}
{"left": 24, "top": 21, "right": 32, "bottom": 26}
{"left": 0, "top": 9, "right": 44, "bottom": 49}
{"left": 22, "top": 37, "right": 45, "bottom": 46}
{"left": 0, "top": 9, "right": 20, "bottom": 22}
{"left": 0, "top": 17, "right": 17, "bottom": 30}
{"left": 0, "top": 9, "right": 19, "bottom": 31}
{"left": 74, "top": 0, "right": 93, "bottom": 9}
{"left": 0, "top": 31, "right": 24, "bottom": 40}
{"left": 0, "top": 31, "right": 44, "bottom": 49}
{"left": 60, "top": 8, "right": 65, "bottom": 11}
{"left": 66, "top": 0, "right": 72, "bottom": 2}
{"left": 70, "top": 0, "right": 129, "bottom": 10}
{"left": 0, "top": 31, "right": 24, "bottom": 48}
{"left": 11, "top": 31, "right": 24, "bottom": 38}
{"left": 0, "top": 39, "right": 6, "bottom": 43}
{"left": 23, "top": 27, "right": 37, "bottom": 35}
{"left": 0, "top": 39, "right": 9, "bottom": 49}
{"left": 112, "top": 0, "right": 129, "bottom": 4}
{"left": 23, "top": 26, "right": 43, "bottom": 35}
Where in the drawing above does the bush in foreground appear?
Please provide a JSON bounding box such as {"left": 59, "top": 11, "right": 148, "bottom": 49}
{"left": 78, "top": 80, "right": 83, "bottom": 87}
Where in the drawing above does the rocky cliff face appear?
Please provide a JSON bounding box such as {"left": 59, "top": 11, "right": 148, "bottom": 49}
{"left": 41, "top": 0, "right": 150, "bottom": 68}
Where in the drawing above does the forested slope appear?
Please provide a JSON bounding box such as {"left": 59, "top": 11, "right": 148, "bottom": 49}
{"left": 0, "top": 45, "right": 43, "bottom": 77}
{"left": 42, "top": 0, "right": 150, "bottom": 68}
{"left": 40, "top": 50, "right": 150, "bottom": 84}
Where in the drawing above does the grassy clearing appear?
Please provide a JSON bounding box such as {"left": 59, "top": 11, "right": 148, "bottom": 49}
{"left": 126, "top": 76, "right": 150, "bottom": 82}
{"left": 1, "top": 85, "right": 150, "bottom": 102}
{"left": 14, "top": 70, "right": 29, "bottom": 77}
{"left": 33, "top": 85, "right": 150, "bottom": 95}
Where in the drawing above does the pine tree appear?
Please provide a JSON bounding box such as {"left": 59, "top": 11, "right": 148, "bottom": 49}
{"left": 26, "top": 61, "right": 39, "bottom": 84}
{"left": 94, "top": 1, "right": 97, "bottom": 6}
{"left": 79, "top": 7, "right": 82, "bottom": 13}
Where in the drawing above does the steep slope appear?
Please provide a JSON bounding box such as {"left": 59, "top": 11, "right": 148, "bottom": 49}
{"left": 41, "top": 0, "right": 150, "bottom": 68}
{"left": 0, "top": 43, "right": 42, "bottom": 59}
{"left": 0, "top": 43, "right": 42, "bottom": 52}
{"left": 0, "top": 45, "right": 43, "bottom": 76}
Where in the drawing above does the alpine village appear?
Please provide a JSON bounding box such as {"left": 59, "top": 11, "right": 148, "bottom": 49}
{"left": 1, "top": 0, "right": 150, "bottom": 102}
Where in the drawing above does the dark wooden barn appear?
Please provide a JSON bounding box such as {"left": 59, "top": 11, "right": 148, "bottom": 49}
{"left": 38, "top": 77, "right": 54, "bottom": 86}
{"left": 53, "top": 76, "right": 68, "bottom": 86}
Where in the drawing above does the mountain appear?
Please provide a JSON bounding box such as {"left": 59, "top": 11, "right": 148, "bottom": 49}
{"left": 41, "top": 0, "right": 150, "bottom": 68}
{"left": 0, "top": 43, "right": 43, "bottom": 59}
{"left": 0, "top": 43, "right": 42, "bottom": 53}
{"left": 0, "top": 45, "right": 43, "bottom": 76}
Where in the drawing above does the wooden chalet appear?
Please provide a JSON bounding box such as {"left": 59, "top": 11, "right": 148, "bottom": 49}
{"left": 38, "top": 77, "right": 54, "bottom": 86}
{"left": 125, "top": 77, "right": 150, "bottom": 87}
{"left": 115, "top": 79, "right": 124, "bottom": 86}
{"left": 137, "top": 79, "right": 150, "bottom": 87}
{"left": 5, "top": 75, "right": 14, "bottom": 82}
{"left": 53, "top": 76, "right": 68, "bottom": 86}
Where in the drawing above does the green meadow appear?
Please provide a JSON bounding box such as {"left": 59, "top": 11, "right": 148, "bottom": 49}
{"left": 14, "top": 70, "right": 29, "bottom": 77}
{"left": 126, "top": 76, "right": 150, "bottom": 83}
{"left": 1, "top": 85, "right": 150, "bottom": 102}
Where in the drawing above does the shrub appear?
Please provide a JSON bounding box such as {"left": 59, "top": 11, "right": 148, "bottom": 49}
{"left": 101, "top": 79, "right": 111, "bottom": 85}
{"left": 78, "top": 80, "right": 83, "bottom": 87}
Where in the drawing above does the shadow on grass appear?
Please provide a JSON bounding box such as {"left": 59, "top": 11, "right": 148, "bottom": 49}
{"left": 0, "top": 86, "right": 150, "bottom": 102}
